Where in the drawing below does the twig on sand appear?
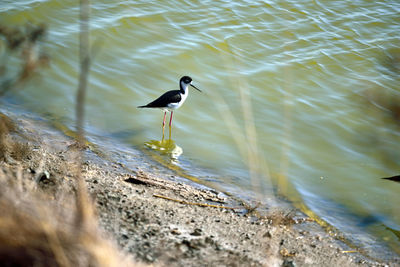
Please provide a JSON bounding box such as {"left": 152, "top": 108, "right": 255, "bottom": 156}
{"left": 342, "top": 250, "right": 358, "bottom": 253}
{"left": 153, "top": 194, "right": 238, "bottom": 210}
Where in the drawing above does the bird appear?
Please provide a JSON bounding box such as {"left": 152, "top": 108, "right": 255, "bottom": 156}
{"left": 138, "top": 76, "right": 201, "bottom": 140}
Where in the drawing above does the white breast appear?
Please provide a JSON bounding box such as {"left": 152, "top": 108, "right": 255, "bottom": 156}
{"left": 167, "top": 92, "right": 188, "bottom": 110}
{"left": 167, "top": 82, "right": 189, "bottom": 110}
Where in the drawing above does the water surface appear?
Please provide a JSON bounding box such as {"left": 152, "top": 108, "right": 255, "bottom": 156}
{"left": 1, "top": 0, "right": 400, "bottom": 259}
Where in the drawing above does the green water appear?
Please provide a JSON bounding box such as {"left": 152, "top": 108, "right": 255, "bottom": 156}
{"left": 1, "top": 0, "right": 400, "bottom": 259}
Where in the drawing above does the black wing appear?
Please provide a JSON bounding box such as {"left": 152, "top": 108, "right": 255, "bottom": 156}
{"left": 138, "top": 90, "right": 181, "bottom": 108}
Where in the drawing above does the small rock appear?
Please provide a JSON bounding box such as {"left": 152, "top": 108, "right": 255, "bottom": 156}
{"left": 36, "top": 170, "right": 50, "bottom": 183}
{"left": 145, "top": 254, "right": 154, "bottom": 262}
{"left": 182, "top": 239, "right": 205, "bottom": 250}
{"left": 282, "top": 259, "right": 296, "bottom": 267}
{"left": 280, "top": 248, "right": 295, "bottom": 257}
{"left": 205, "top": 236, "right": 214, "bottom": 244}
{"left": 171, "top": 228, "right": 181, "bottom": 235}
{"left": 42, "top": 170, "right": 50, "bottom": 179}
{"left": 263, "top": 231, "right": 272, "bottom": 238}
{"left": 190, "top": 228, "right": 202, "bottom": 236}
{"left": 175, "top": 244, "right": 186, "bottom": 254}
{"left": 118, "top": 162, "right": 125, "bottom": 168}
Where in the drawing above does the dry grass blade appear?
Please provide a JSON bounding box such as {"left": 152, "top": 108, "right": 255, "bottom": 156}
{"left": 0, "top": 168, "right": 135, "bottom": 267}
{"left": 75, "top": 0, "right": 91, "bottom": 144}
{"left": 73, "top": 0, "right": 94, "bottom": 232}
{"left": 211, "top": 41, "right": 272, "bottom": 200}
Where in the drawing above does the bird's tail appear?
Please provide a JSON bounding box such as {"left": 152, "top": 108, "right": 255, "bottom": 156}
{"left": 137, "top": 105, "right": 147, "bottom": 108}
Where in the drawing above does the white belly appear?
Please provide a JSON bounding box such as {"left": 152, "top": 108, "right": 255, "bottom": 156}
{"left": 167, "top": 91, "right": 188, "bottom": 110}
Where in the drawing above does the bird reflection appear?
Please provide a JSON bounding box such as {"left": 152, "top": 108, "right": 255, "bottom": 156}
{"left": 144, "top": 138, "right": 183, "bottom": 161}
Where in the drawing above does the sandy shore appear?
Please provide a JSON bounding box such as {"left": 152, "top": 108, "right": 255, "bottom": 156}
{"left": 0, "top": 106, "right": 397, "bottom": 266}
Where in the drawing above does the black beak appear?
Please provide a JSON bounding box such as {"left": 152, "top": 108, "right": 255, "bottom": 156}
{"left": 190, "top": 83, "right": 202, "bottom": 92}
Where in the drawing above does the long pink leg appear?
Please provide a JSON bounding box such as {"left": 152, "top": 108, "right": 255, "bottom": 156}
{"left": 162, "top": 111, "right": 166, "bottom": 140}
{"left": 169, "top": 111, "right": 173, "bottom": 127}
{"left": 169, "top": 111, "right": 173, "bottom": 139}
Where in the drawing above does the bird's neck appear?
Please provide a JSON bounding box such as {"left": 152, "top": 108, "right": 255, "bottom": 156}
{"left": 180, "top": 82, "right": 189, "bottom": 94}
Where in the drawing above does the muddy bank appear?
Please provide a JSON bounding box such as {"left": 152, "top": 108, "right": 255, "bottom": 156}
{"left": 0, "top": 106, "right": 397, "bottom": 266}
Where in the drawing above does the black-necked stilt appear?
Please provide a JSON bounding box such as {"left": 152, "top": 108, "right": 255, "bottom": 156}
{"left": 138, "top": 76, "right": 201, "bottom": 139}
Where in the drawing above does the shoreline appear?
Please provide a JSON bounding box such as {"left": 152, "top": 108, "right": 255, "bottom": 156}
{"left": 0, "top": 105, "right": 398, "bottom": 266}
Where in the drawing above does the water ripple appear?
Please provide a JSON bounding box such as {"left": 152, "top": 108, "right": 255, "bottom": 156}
{"left": 1, "top": 0, "right": 400, "bottom": 259}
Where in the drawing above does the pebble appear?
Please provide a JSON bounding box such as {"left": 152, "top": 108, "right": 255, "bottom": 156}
{"left": 42, "top": 170, "right": 50, "bottom": 179}
{"left": 263, "top": 231, "right": 272, "bottom": 238}
{"left": 171, "top": 229, "right": 181, "bottom": 235}
{"left": 282, "top": 259, "right": 296, "bottom": 267}
{"left": 145, "top": 254, "right": 154, "bottom": 262}
{"left": 190, "top": 228, "right": 202, "bottom": 236}
{"left": 36, "top": 170, "right": 50, "bottom": 183}
{"left": 205, "top": 236, "right": 214, "bottom": 244}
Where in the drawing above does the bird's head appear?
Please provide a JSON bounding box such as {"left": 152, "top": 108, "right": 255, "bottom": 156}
{"left": 180, "top": 76, "right": 201, "bottom": 92}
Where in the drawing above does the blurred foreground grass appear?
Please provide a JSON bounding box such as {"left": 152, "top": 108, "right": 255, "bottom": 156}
{"left": 0, "top": 1, "right": 136, "bottom": 265}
